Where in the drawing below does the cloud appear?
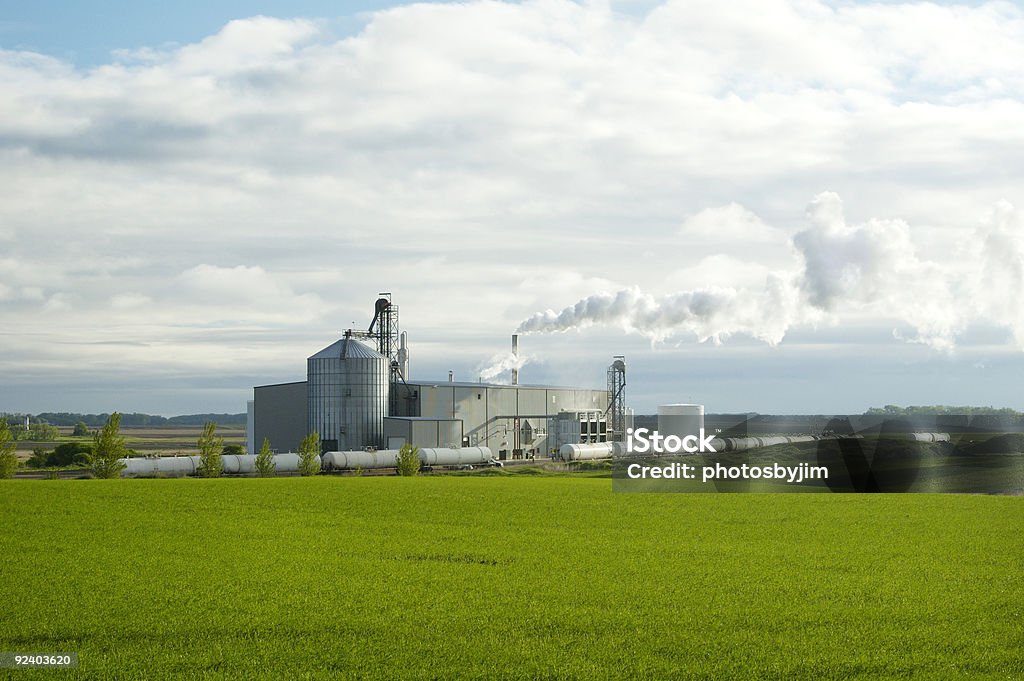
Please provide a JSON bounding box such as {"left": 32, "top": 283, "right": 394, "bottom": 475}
{"left": 41, "top": 292, "right": 71, "bottom": 313}
{"left": 680, "top": 204, "right": 783, "bottom": 243}
{"left": 0, "top": 1, "right": 1023, "bottom": 412}
{"left": 110, "top": 293, "right": 152, "bottom": 309}
{"left": 973, "top": 200, "right": 1024, "bottom": 345}
{"left": 518, "top": 193, "right": 1024, "bottom": 352}
{"left": 174, "top": 264, "right": 328, "bottom": 323}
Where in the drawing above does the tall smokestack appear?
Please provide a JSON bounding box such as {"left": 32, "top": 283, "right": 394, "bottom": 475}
{"left": 398, "top": 331, "right": 409, "bottom": 379}
{"left": 511, "top": 334, "right": 519, "bottom": 385}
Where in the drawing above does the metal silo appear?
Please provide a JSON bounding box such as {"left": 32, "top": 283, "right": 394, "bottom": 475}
{"left": 308, "top": 334, "right": 389, "bottom": 451}
{"left": 658, "top": 404, "right": 705, "bottom": 445}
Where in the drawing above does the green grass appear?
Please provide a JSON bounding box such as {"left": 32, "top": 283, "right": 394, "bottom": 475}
{"left": 1, "top": 478, "right": 1021, "bottom": 679}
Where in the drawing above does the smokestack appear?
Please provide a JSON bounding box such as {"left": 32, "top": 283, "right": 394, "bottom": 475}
{"left": 511, "top": 334, "right": 519, "bottom": 385}
{"left": 398, "top": 331, "right": 409, "bottom": 379}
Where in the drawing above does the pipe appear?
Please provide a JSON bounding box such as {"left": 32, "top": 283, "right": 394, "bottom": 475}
{"left": 558, "top": 442, "right": 623, "bottom": 461}
{"left": 119, "top": 452, "right": 318, "bottom": 476}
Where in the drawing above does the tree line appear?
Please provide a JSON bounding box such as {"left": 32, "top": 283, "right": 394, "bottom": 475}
{"left": 0, "top": 412, "right": 247, "bottom": 427}
{"left": 0, "top": 415, "right": 423, "bottom": 479}
{"left": 865, "top": 405, "right": 1022, "bottom": 417}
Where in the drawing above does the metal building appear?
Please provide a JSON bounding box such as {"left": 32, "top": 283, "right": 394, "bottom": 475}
{"left": 384, "top": 417, "right": 463, "bottom": 450}
{"left": 248, "top": 296, "right": 616, "bottom": 460}
{"left": 549, "top": 410, "right": 608, "bottom": 452}
{"left": 253, "top": 381, "right": 308, "bottom": 453}
{"left": 389, "top": 380, "right": 607, "bottom": 459}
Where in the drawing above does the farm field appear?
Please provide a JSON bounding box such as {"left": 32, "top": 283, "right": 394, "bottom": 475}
{"left": 12, "top": 425, "right": 246, "bottom": 460}
{"left": 0, "top": 478, "right": 1021, "bottom": 679}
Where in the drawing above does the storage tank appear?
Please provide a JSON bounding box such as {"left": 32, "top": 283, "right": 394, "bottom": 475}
{"left": 657, "top": 404, "right": 705, "bottom": 452}
{"left": 121, "top": 453, "right": 313, "bottom": 476}
{"left": 221, "top": 454, "right": 257, "bottom": 475}
{"left": 558, "top": 442, "right": 622, "bottom": 461}
{"left": 322, "top": 450, "right": 400, "bottom": 471}
{"left": 120, "top": 456, "right": 202, "bottom": 477}
{"left": 419, "top": 447, "right": 494, "bottom": 467}
{"left": 910, "top": 432, "right": 950, "bottom": 443}
{"left": 266, "top": 452, "right": 315, "bottom": 474}
{"left": 308, "top": 335, "right": 389, "bottom": 451}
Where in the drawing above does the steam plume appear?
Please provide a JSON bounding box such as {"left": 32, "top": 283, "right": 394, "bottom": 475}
{"left": 477, "top": 351, "right": 530, "bottom": 382}
{"left": 517, "top": 193, "right": 1024, "bottom": 351}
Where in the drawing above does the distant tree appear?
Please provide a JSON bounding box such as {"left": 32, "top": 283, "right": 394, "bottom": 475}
{"left": 72, "top": 421, "right": 90, "bottom": 437}
{"left": 255, "top": 438, "right": 275, "bottom": 477}
{"left": 297, "top": 432, "right": 320, "bottom": 476}
{"left": 50, "top": 442, "right": 92, "bottom": 467}
{"left": 0, "top": 418, "right": 18, "bottom": 478}
{"left": 27, "top": 422, "right": 60, "bottom": 441}
{"left": 91, "top": 412, "right": 127, "bottom": 479}
{"left": 9, "top": 422, "right": 28, "bottom": 440}
{"left": 27, "top": 447, "right": 50, "bottom": 468}
{"left": 222, "top": 443, "right": 245, "bottom": 457}
{"left": 396, "top": 443, "right": 420, "bottom": 477}
{"left": 197, "top": 421, "right": 224, "bottom": 478}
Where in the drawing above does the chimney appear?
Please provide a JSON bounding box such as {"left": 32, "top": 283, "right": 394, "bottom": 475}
{"left": 398, "top": 331, "right": 409, "bottom": 379}
{"left": 511, "top": 334, "right": 519, "bottom": 385}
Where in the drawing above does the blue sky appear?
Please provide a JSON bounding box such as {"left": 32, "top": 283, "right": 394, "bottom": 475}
{"left": 0, "top": 1, "right": 412, "bottom": 65}
{"left": 1, "top": 0, "right": 1022, "bottom": 415}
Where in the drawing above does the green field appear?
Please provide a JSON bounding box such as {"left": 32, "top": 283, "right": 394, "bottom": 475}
{"left": 1, "top": 479, "right": 1021, "bottom": 679}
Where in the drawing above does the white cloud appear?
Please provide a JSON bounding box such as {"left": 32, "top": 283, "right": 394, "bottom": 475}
{"left": 518, "top": 193, "right": 1024, "bottom": 353}
{"left": 173, "top": 264, "right": 329, "bottom": 323}
{"left": 680, "top": 204, "right": 784, "bottom": 243}
{"left": 41, "top": 292, "right": 71, "bottom": 313}
{"left": 1, "top": 1, "right": 1023, "bottom": 412}
{"left": 110, "top": 293, "right": 152, "bottom": 309}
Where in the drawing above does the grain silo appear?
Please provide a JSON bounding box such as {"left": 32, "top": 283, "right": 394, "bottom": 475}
{"left": 307, "top": 333, "right": 389, "bottom": 451}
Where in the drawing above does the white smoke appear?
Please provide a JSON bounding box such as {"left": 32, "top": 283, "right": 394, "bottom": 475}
{"left": 974, "top": 200, "right": 1024, "bottom": 347}
{"left": 476, "top": 351, "right": 531, "bottom": 383}
{"left": 515, "top": 280, "right": 803, "bottom": 345}
{"left": 517, "top": 193, "right": 1024, "bottom": 351}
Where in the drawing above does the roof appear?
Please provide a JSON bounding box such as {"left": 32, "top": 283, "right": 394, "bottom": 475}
{"left": 405, "top": 380, "right": 605, "bottom": 392}
{"left": 308, "top": 337, "right": 383, "bottom": 361}
{"left": 254, "top": 380, "right": 306, "bottom": 389}
{"left": 384, "top": 416, "right": 461, "bottom": 422}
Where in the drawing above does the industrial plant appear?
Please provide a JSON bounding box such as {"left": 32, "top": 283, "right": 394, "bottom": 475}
{"left": 117, "top": 294, "right": 960, "bottom": 477}
{"left": 244, "top": 294, "right": 629, "bottom": 470}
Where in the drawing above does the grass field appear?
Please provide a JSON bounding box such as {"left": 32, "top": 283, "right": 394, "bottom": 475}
{"left": 1, "top": 478, "right": 1021, "bottom": 679}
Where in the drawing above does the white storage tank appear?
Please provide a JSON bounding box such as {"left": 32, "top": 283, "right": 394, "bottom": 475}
{"left": 558, "top": 442, "right": 622, "bottom": 461}
{"left": 221, "top": 454, "right": 257, "bottom": 475}
{"left": 120, "top": 456, "right": 202, "bottom": 477}
{"left": 269, "top": 452, "right": 314, "bottom": 474}
{"left": 419, "top": 447, "right": 493, "bottom": 467}
{"left": 322, "top": 450, "right": 400, "bottom": 471}
{"left": 657, "top": 404, "right": 705, "bottom": 453}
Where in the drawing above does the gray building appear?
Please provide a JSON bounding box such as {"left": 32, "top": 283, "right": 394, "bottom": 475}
{"left": 251, "top": 330, "right": 610, "bottom": 460}
{"left": 389, "top": 380, "right": 608, "bottom": 458}
{"left": 384, "top": 417, "right": 463, "bottom": 450}
{"left": 252, "top": 381, "right": 307, "bottom": 454}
